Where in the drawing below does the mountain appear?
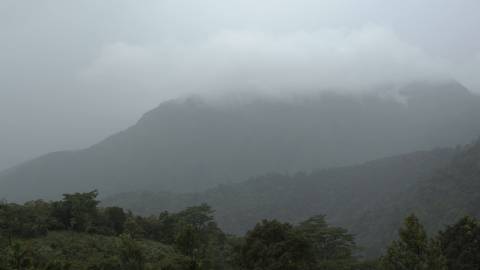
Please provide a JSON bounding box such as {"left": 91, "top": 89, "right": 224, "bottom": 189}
{"left": 102, "top": 146, "right": 457, "bottom": 256}
{"left": 1, "top": 81, "right": 480, "bottom": 201}
{"left": 354, "top": 138, "right": 480, "bottom": 255}
{"left": 104, "top": 139, "right": 480, "bottom": 257}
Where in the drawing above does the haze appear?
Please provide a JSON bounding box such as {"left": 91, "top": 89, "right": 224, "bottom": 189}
{"left": 1, "top": 0, "right": 480, "bottom": 170}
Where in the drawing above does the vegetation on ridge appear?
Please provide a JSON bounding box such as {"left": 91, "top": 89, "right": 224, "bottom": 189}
{"left": 2, "top": 190, "right": 480, "bottom": 269}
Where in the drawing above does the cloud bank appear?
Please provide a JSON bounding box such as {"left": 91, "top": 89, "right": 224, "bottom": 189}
{"left": 80, "top": 24, "right": 478, "bottom": 102}
{"left": 1, "top": 0, "right": 479, "bottom": 170}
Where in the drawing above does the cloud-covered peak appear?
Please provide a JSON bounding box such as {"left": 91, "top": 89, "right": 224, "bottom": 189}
{"left": 80, "top": 25, "right": 453, "bottom": 100}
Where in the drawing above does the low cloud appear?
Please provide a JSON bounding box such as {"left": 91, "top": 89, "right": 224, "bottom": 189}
{"left": 80, "top": 24, "right": 476, "bottom": 102}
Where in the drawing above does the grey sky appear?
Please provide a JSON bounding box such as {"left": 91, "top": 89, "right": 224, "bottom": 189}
{"left": 1, "top": 0, "right": 479, "bottom": 170}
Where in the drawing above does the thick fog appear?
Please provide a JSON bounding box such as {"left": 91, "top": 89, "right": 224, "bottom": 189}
{"left": 1, "top": 0, "right": 480, "bottom": 170}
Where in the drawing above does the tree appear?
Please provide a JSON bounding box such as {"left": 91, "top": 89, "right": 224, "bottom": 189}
{"left": 239, "top": 219, "right": 312, "bottom": 270}
{"left": 0, "top": 202, "right": 49, "bottom": 243}
{"left": 52, "top": 191, "right": 99, "bottom": 232}
{"left": 156, "top": 211, "right": 179, "bottom": 244}
{"left": 296, "top": 215, "right": 357, "bottom": 269}
{"left": 438, "top": 216, "right": 480, "bottom": 270}
{"left": 175, "top": 224, "right": 200, "bottom": 270}
{"left": 1, "top": 241, "right": 34, "bottom": 270}
{"left": 124, "top": 216, "right": 144, "bottom": 239}
{"left": 175, "top": 204, "right": 215, "bottom": 233}
{"left": 382, "top": 214, "right": 446, "bottom": 270}
{"left": 118, "top": 234, "right": 146, "bottom": 270}
{"left": 104, "top": 207, "right": 127, "bottom": 235}
{"left": 173, "top": 204, "right": 226, "bottom": 270}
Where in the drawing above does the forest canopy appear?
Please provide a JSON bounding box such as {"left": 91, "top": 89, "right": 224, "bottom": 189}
{"left": 1, "top": 191, "right": 479, "bottom": 270}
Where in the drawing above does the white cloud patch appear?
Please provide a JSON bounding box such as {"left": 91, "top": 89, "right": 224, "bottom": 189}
{"left": 79, "top": 25, "right": 462, "bottom": 102}
{"left": 452, "top": 52, "right": 480, "bottom": 92}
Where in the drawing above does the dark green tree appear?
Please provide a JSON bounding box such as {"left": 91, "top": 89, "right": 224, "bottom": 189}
{"left": 382, "top": 214, "right": 446, "bottom": 270}
{"left": 175, "top": 224, "right": 199, "bottom": 270}
{"left": 0, "top": 202, "right": 49, "bottom": 243}
{"left": 1, "top": 241, "right": 34, "bottom": 270}
{"left": 124, "top": 216, "right": 145, "bottom": 239}
{"left": 296, "top": 215, "right": 357, "bottom": 269}
{"left": 156, "top": 211, "right": 178, "bottom": 244}
{"left": 239, "top": 219, "right": 312, "bottom": 270}
{"left": 118, "top": 234, "right": 146, "bottom": 270}
{"left": 438, "top": 216, "right": 480, "bottom": 270}
{"left": 52, "top": 191, "right": 99, "bottom": 232}
{"left": 104, "top": 207, "right": 127, "bottom": 235}
{"left": 174, "top": 204, "right": 226, "bottom": 270}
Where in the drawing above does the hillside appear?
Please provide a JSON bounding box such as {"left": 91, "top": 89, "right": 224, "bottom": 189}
{"left": 12, "top": 231, "right": 177, "bottom": 269}
{"left": 354, "top": 139, "right": 480, "bottom": 255}
{"left": 104, "top": 139, "right": 480, "bottom": 257}
{"left": 104, "top": 146, "right": 457, "bottom": 256}
{"left": 0, "top": 192, "right": 374, "bottom": 270}
{"left": 2, "top": 81, "right": 480, "bottom": 201}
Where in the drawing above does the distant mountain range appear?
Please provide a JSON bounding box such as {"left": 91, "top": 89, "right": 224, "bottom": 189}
{"left": 1, "top": 80, "right": 480, "bottom": 201}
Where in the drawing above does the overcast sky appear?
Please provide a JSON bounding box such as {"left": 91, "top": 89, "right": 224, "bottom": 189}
{"left": 1, "top": 0, "right": 480, "bottom": 170}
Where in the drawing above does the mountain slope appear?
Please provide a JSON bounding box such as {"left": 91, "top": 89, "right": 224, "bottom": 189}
{"left": 2, "top": 81, "right": 480, "bottom": 201}
{"left": 103, "top": 147, "right": 456, "bottom": 253}
{"left": 354, "top": 139, "right": 480, "bottom": 255}
{"left": 105, "top": 139, "right": 480, "bottom": 257}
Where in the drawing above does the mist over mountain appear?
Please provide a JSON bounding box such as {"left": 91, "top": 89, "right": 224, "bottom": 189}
{"left": 102, "top": 146, "right": 455, "bottom": 254}
{"left": 3, "top": 1, "right": 480, "bottom": 269}
{"left": 102, "top": 138, "right": 480, "bottom": 257}
{"left": 1, "top": 81, "right": 480, "bottom": 202}
{"left": 354, "top": 138, "right": 480, "bottom": 254}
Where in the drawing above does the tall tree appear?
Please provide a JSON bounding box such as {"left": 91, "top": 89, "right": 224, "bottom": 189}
{"left": 239, "top": 219, "right": 312, "bottom": 270}
{"left": 296, "top": 215, "right": 357, "bottom": 269}
{"left": 104, "top": 207, "right": 127, "bottom": 235}
{"left": 52, "top": 190, "right": 99, "bottom": 232}
{"left": 438, "top": 216, "right": 480, "bottom": 270}
{"left": 382, "top": 214, "right": 446, "bottom": 270}
{"left": 174, "top": 204, "right": 225, "bottom": 270}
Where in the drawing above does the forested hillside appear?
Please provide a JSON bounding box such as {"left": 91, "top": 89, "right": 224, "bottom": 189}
{"left": 2, "top": 191, "right": 480, "bottom": 269}
{"left": 105, "top": 139, "right": 480, "bottom": 257}
{"left": 355, "top": 139, "right": 480, "bottom": 255}
{"left": 2, "top": 81, "right": 480, "bottom": 201}
{"left": 0, "top": 191, "right": 377, "bottom": 270}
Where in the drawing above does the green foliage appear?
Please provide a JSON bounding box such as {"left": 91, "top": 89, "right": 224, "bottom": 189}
{"left": 297, "top": 215, "right": 359, "bottom": 269}
{"left": 103, "top": 146, "right": 457, "bottom": 257}
{"left": 438, "top": 216, "right": 480, "bottom": 270}
{"left": 382, "top": 214, "right": 446, "bottom": 270}
{"left": 103, "top": 207, "right": 127, "bottom": 235}
{"left": 297, "top": 215, "right": 355, "bottom": 260}
{"left": 156, "top": 211, "right": 178, "bottom": 244}
{"left": 52, "top": 190, "right": 99, "bottom": 232}
{"left": 118, "top": 234, "right": 146, "bottom": 270}
{"left": 124, "top": 216, "right": 145, "bottom": 239}
{"left": 2, "top": 241, "right": 34, "bottom": 270}
{"left": 0, "top": 192, "right": 233, "bottom": 270}
{"left": 235, "top": 216, "right": 363, "bottom": 270}
{"left": 5, "top": 190, "right": 479, "bottom": 270}
{"left": 239, "top": 219, "right": 312, "bottom": 270}
{"left": 173, "top": 204, "right": 227, "bottom": 270}
{"left": 0, "top": 201, "right": 49, "bottom": 242}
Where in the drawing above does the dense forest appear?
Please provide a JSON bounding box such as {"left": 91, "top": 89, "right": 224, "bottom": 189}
{"left": 2, "top": 190, "right": 480, "bottom": 270}
{"left": 104, "top": 139, "right": 480, "bottom": 257}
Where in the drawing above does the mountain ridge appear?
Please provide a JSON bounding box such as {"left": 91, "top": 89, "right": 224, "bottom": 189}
{"left": 102, "top": 139, "right": 480, "bottom": 256}
{"left": 2, "top": 81, "right": 480, "bottom": 201}
{"left": 102, "top": 145, "right": 459, "bottom": 256}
